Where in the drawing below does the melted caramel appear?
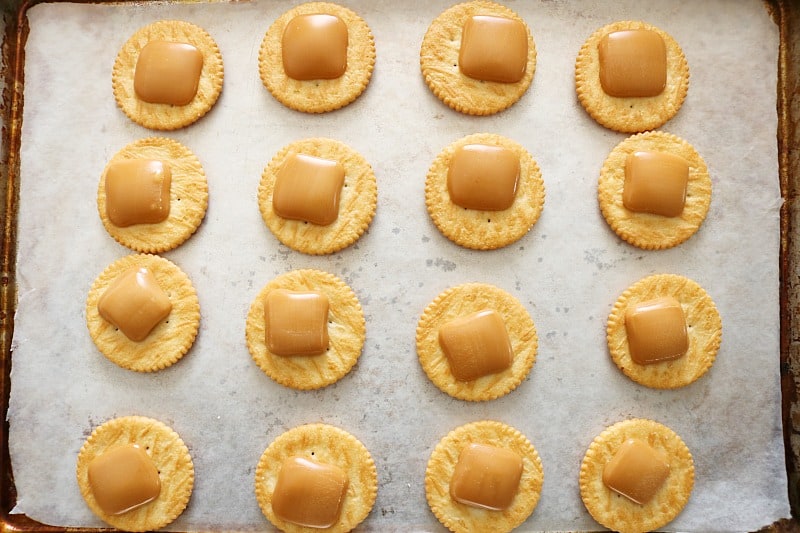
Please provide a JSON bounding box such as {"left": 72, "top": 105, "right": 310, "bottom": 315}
{"left": 271, "top": 456, "right": 349, "bottom": 528}
{"left": 623, "top": 151, "right": 689, "bottom": 217}
{"left": 87, "top": 444, "right": 161, "bottom": 515}
{"left": 97, "top": 267, "right": 172, "bottom": 342}
{"left": 625, "top": 296, "right": 688, "bottom": 365}
{"left": 105, "top": 159, "right": 171, "bottom": 227}
{"left": 598, "top": 29, "right": 666, "bottom": 97}
{"left": 450, "top": 443, "right": 523, "bottom": 510}
{"left": 459, "top": 15, "right": 528, "bottom": 83}
{"left": 603, "top": 438, "right": 670, "bottom": 505}
{"left": 438, "top": 309, "right": 513, "bottom": 381}
{"left": 272, "top": 153, "right": 345, "bottom": 226}
{"left": 447, "top": 144, "right": 520, "bottom": 211}
{"left": 264, "top": 289, "right": 330, "bottom": 356}
{"left": 134, "top": 41, "right": 204, "bottom": 105}
{"left": 282, "top": 14, "right": 348, "bottom": 80}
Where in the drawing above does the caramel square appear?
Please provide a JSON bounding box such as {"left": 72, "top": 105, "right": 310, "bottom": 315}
{"left": 272, "top": 153, "right": 345, "bottom": 226}
{"left": 624, "top": 296, "right": 688, "bottom": 365}
{"left": 450, "top": 443, "right": 523, "bottom": 510}
{"left": 88, "top": 444, "right": 161, "bottom": 515}
{"left": 134, "top": 41, "right": 203, "bottom": 106}
{"left": 265, "top": 289, "right": 330, "bottom": 356}
{"left": 447, "top": 144, "right": 520, "bottom": 211}
{"left": 598, "top": 29, "right": 666, "bottom": 97}
{"left": 105, "top": 159, "right": 172, "bottom": 227}
{"left": 602, "top": 438, "right": 670, "bottom": 505}
{"left": 97, "top": 267, "right": 172, "bottom": 342}
{"left": 623, "top": 151, "right": 689, "bottom": 217}
{"left": 281, "top": 14, "right": 348, "bottom": 80}
{"left": 438, "top": 309, "right": 513, "bottom": 381}
{"left": 459, "top": 15, "right": 527, "bottom": 83}
{"left": 271, "top": 456, "right": 349, "bottom": 528}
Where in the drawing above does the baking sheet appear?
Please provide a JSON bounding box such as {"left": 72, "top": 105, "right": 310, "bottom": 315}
{"left": 7, "top": 0, "right": 789, "bottom": 530}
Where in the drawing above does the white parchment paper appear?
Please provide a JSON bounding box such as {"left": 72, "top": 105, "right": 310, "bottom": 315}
{"left": 8, "top": 0, "right": 788, "bottom": 530}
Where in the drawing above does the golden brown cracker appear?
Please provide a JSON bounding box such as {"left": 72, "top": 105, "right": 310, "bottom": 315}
{"left": 76, "top": 416, "right": 194, "bottom": 532}
{"left": 579, "top": 418, "right": 694, "bottom": 533}
{"left": 416, "top": 283, "right": 537, "bottom": 401}
{"left": 246, "top": 269, "right": 365, "bottom": 390}
{"left": 258, "top": 138, "right": 377, "bottom": 255}
{"left": 420, "top": 1, "right": 536, "bottom": 115}
{"left": 575, "top": 20, "right": 688, "bottom": 133}
{"left": 607, "top": 274, "right": 722, "bottom": 389}
{"left": 259, "top": 2, "right": 376, "bottom": 113}
{"left": 426, "top": 133, "right": 545, "bottom": 250}
{"left": 97, "top": 137, "right": 209, "bottom": 253}
{"left": 598, "top": 131, "right": 711, "bottom": 250}
{"left": 255, "top": 423, "right": 377, "bottom": 533}
{"left": 112, "top": 20, "right": 224, "bottom": 130}
{"left": 86, "top": 254, "right": 200, "bottom": 372}
{"left": 425, "top": 420, "right": 543, "bottom": 533}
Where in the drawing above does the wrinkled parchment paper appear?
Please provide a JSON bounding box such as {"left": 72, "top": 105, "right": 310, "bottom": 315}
{"left": 9, "top": 0, "right": 788, "bottom": 530}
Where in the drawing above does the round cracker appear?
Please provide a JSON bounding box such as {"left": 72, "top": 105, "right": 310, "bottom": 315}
{"left": 246, "top": 269, "right": 365, "bottom": 390}
{"left": 420, "top": 1, "right": 536, "bottom": 116}
{"left": 598, "top": 131, "right": 711, "bottom": 250}
{"left": 258, "top": 138, "right": 377, "bottom": 255}
{"left": 416, "top": 283, "right": 537, "bottom": 401}
{"left": 259, "top": 2, "right": 376, "bottom": 113}
{"left": 76, "top": 416, "right": 194, "bottom": 532}
{"left": 575, "top": 20, "right": 689, "bottom": 133}
{"left": 425, "top": 420, "right": 543, "bottom": 533}
{"left": 579, "top": 418, "right": 694, "bottom": 533}
{"left": 112, "top": 20, "right": 224, "bottom": 130}
{"left": 86, "top": 254, "right": 200, "bottom": 372}
{"left": 425, "top": 133, "right": 545, "bottom": 250}
{"left": 607, "top": 274, "right": 722, "bottom": 389}
{"left": 97, "top": 137, "right": 209, "bottom": 253}
{"left": 254, "top": 423, "right": 377, "bottom": 533}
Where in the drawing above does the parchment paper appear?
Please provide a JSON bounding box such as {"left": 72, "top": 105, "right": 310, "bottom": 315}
{"left": 8, "top": 0, "right": 788, "bottom": 530}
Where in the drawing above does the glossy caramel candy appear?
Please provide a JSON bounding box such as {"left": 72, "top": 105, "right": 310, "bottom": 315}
{"left": 97, "top": 267, "right": 172, "bottom": 342}
{"left": 598, "top": 29, "right": 666, "bottom": 97}
{"left": 438, "top": 309, "right": 513, "bottom": 381}
{"left": 282, "top": 14, "right": 348, "bottom": 80}
{"left": 271, "top": 456, "right": 349, "bottom": 528}
{"left": 624, "top": 296, "right": 688, "bottom": 365}
{"left": 623, "top": 151, "right": 689, "bottom": 217}
{"left": 459, "top": 15, "right": 528, "bottom": 83}
{"left": 87, "top": 444, "right": 161, "bottom": 515}
{"left": 447, "top": 144, "right": 520, "bottom": 211}
{"left": 105, "top": 159, "right": 171, "bottom": 227}
{"left": 272, "top": 153, "right": 345, "bottom": 226}
{"left": 602, "top": 438, "right": 670, "bottom": 505}
{"left": 264, "top": 289, "right": 330, "bottom": 356}
{"left": 134, "top": 41, "right": 204, "bottom": 106}
{"left": 450, "top": 443, "right": 523, "bottom": 510}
